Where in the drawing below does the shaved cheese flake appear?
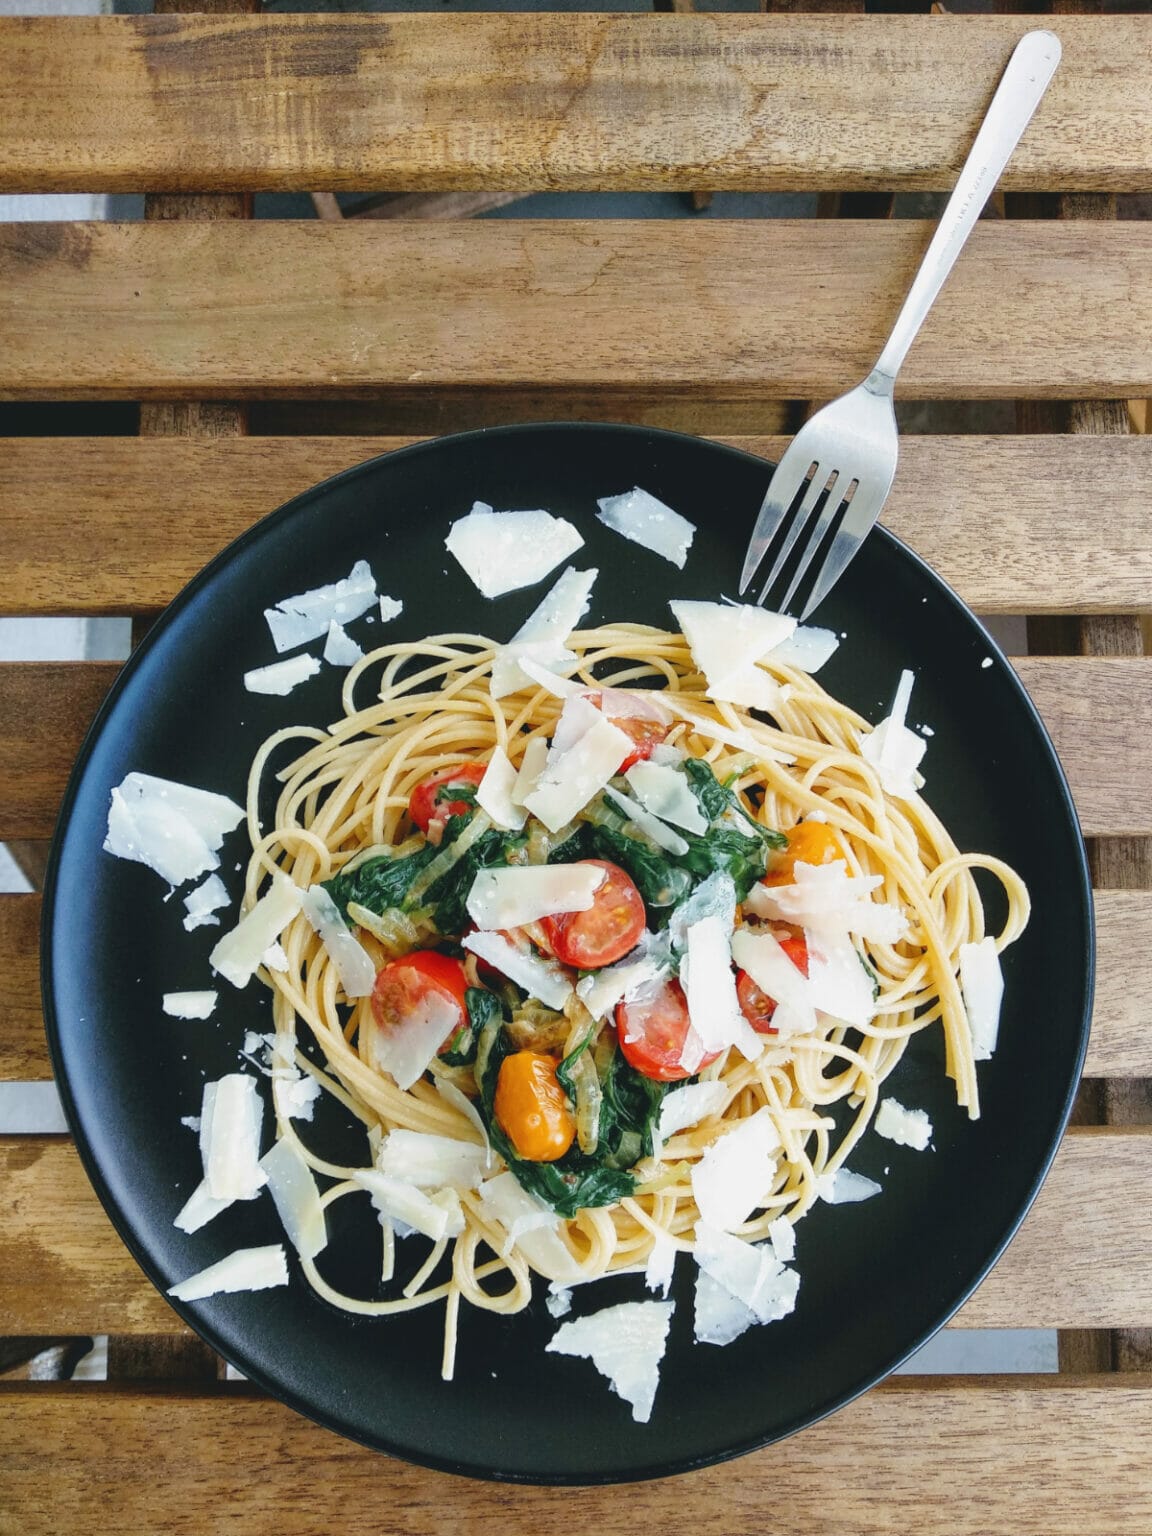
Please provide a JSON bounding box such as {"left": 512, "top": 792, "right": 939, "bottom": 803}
{"left": 547, "top": 1289, "right": 573, "bottom": 1319}
{"left": 670, "top": 599, "right": 794, "bottom": 712}
{"left": 478, "top": 1172, "right": 583, "bottom": 1283}
{"left": 766, "top": 623, "right": 840, "bottom": 675}
{"left": 168, "top": 1244, "right": 289, "bottom": 1303}
{"left": 816, "top": 1167, "right": 882, "bottom": 1204}
{"left": 445, "top": 504, "right": 584, "bottom": 599}
{"left": 104, "top": 772, "right": 244, "bottom": 888}
{"left": 693, "top": 1270, "right": 760, "bottom": 1347}
{"left": 476, "top": 747, "right": 528, "bottom": 831}
{"left": 522, "top": 702, "right": 632, "bottom": 833}
{"left": 596, "top": 687, "right": 673, "bottom": 726}
{"left": 862, "top": 670, "right": 927, "bottom": 800}
{"left": 244, "top": 653, "right": 321, "bottom": 697}
{"left": 691, "top": 1108, "right": 780, "bottom": 1231}
{"left": 517, "top": 655, "right": 583, "bottom": 700}
{"left": 694, "top": 1224, "right": 799, "bottom": 1326}
{"left": 679, "top": 914, "right": 762, "bottom": 1067}
{"left": 960, "top": 937, "right": 1005, "bottom": 1062}
{"left": 462, "top": 930, "right": 573, "bottom": 1010}
{"left": 875, "top": 1097, "right": 933, "bottom": 1151}
{"left": 804, "top": 931, "right": 876, "bottom": 1029}
{"left": 576, "top": 946, "right": 667, "bottom": 1022}
{"left": 353, "top": 1171, "right": 464, "bottom": 1242}
{"left": 668, "top": 871, "right": 737, "bottom": 951}
{"left": 379, "top": 595, "right": 403, "bottom": 624}
{"left": 273, "top": 1071, "right": 322, "bottom": 1122}
{"left": 322, "top": 620, "right": 364, "bottom": 667}
{"left": 162, "top": 990, "right": 217, "bottom": 1021}
{"left": 644, "top": 1229, "right": 678, "bottom": 1298}
{"left": 604, "top": 785, "right": 689, "bottom": 855}
{"left": 264, "top": 560, "right": 377, "bottom": 653}
{"left": 260, "top": 1136, "right": 327, "bottom": 1259}
{"left": 377, "top": 1130, "right": 488, "bottom": 1193}
{"left": 360, "top": 986, "right": 459, "bottom": 1091}
{"left": 730, "top": 928, "right": 817, "bottom": 1037}
{"left": 546, "top": 1300, "right": 674, "bottom": 1423}
{"left": 210, "top": 874, "right": 303, "bottom": 989}
{"left": 173, "top": 1179, "right": 232, "bottom": 1235}
{"left": 596, "top": 487, "right": 695, "bottom": 569}
{"left": 490, "top": 566, "right": 598, "bottom": 698}
{"left": 655, "top": 1079, "right": 730, "bottom": 1144}
{"left": 434, "top": 1077, "right": 493, "bottom": 1170}
{"left": 768, "top": 1215, "right": 796, "bottom": 1263}
{"left": 182, "top": 873, "right": 230, "bottom": 931}
{"left": 746, "top": 859, "right": 908, "bottom": 945}
{"left": 200, "top": 1075, "right": 267, "bottom": 1202}
{"left": 299, "top": 884, "right": 376, "bottom": 997}
{"left": 511, "top": 737, "right": 550, "bottom": 808}
{"left": 467, "top": 863, "right": 604, "bottom": 930}
{"left": 624, "top": 760, "right": 707, "bottom": 835}
{"left": 261, "top": 942, "right": 289, "bottom": 973}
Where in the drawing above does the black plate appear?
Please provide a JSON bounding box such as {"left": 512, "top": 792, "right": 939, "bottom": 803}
{"left": 43, "top": 423, "right": 1092, "bottom": 1484}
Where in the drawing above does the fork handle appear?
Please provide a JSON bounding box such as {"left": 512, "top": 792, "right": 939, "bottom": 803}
{"left": 867, "top": 29, "right": 1061, "bottom": 395}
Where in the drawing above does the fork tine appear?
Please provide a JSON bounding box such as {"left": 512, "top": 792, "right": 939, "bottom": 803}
{"left": 777, "top": 474, "right": 851, "bottom": 616}
{"left": 737, "top": 447, "right": 818, "bottom": 596}
{"left": 797, "top": 481, "right": 885, "bottom": 621}
{"left": 756, "top": 467, "right": 835, "bottom": 609}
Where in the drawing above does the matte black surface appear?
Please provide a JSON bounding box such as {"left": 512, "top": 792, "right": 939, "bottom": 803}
{"left": 43, "top": 424, "right": 1093, "bottom": 1484}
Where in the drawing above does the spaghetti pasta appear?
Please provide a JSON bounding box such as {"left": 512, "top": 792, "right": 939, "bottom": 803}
{"left": 239, "top": 622, "right": 1030, "bottom": 1376}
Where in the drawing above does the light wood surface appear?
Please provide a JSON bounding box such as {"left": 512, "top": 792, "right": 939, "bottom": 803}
{"left": 0, "top": 15, "right": 1148, "bottom": 195}
{"left": 1, "top": 222, "right": 1151, "bottom": 400}
{"left": 1, "top": 1128, "right": 1144, "bottom": 1336}
{"left": 5, "top": 1376, "right": 1152, "bottom": 1534}
{"left": 4, "top": 434, "right": 1152, "bottom": 617}
{"left": 2, "top": 655, "right": 1147, "bottom": 841}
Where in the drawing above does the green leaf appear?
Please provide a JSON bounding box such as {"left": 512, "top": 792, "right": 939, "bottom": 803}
{"left": 425, "top": 824, "right": 526, "bottom": 935}
{"left": 596, "top": 1040, "right": 666, "bottom": 1169}
{"left": 439, "top": 986, "right": 501, "bottom": 1068}
{"left": 434, "top": 779, "right": 479, "bottom": 809}
{"left": 322, "top": 842, "right": 439, "bottom": 919}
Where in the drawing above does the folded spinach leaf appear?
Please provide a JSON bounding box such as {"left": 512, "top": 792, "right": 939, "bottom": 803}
{"left": 439, "top": 985, "right": 501, "bottom": 1068}
{"left": 322, "top": 840, "right": 440, "bottom": 918}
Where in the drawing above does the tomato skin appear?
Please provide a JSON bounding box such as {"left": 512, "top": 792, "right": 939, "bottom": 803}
{"left": 736, "top": 936, "right": 809, "bottom": 1034}
{"left": 616, "top": 978, "right": 721, "bottom": 1083}
{"left": 494, "top": 1051, "right": 576, "bottom": 1162}
{"left": 540, "top": 859, "right": 646, "bottom": 969}
{"left": 763, "top": 821, "right": 845, "bottom": 888}
{"left": 371, "top": 950, "right": 470, "bottom": 1049}
{"left": 589, "top": 695, "right": 670, "bottom": 772}
{"left": 407, "top": 763, "right": 487, "bottom": 834}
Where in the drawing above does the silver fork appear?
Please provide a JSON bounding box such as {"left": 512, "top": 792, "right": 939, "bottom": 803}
{"left": 739, "top": 28, "right": 1062, "bottom": 621}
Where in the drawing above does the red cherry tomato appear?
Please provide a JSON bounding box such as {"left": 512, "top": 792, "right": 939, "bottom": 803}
{"left": 615, "top": 978, "right": 721, "bottom": 1083}
{"left": 589, "top": 695, "right": 670, "bottom": 772}
{"left": 407, "top": 763, "right": 487, "bottom": 834}
{"left": 540, "top": 860, "right": 646, "bottom": 969}
{"left": 371, "top": 950, "right": 471, "bottom": 1051}
{"left": 735, "top": 935, "right": 809, "bottom": 1034}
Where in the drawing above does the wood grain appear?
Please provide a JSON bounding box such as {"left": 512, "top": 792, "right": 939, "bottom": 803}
{"left": 2, "top": 655, "right": 1148, "bottom": 841}
{"left": 0, "top": 664, "right": 119, "bottom": 842}
{"left": 0, "top": 14, "right": 1148, "bottom": 194}
{"left": 1, "top": 221, "right": 1151, "bottom": 401}
{"left": 5, "top": 434, "right": 1152, "bottom": 617}
{"left": 0, "top": 896, "right": 44, "bottom": 1081}
{"left": 0, "top": 1128, "right": 1146, "bottom": 1336}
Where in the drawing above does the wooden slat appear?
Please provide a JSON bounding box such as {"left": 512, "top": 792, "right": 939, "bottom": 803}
{"left": 3, "top": 656, "right": 1149, "bottom": 841}
{"left": 0, "top": 664, "right": 119, "bottom": 842}
{"left": 5, "top": 434, "right": 1152, "bottom": 617}
{"left": 6, "top": 1377, "right": 1152, "bottom": 1533}
{"left": 2, "top": 886, "right": 1140, "bottom": 1082}
{"left": 1, "top": 1127, "right": 1146, "bottom": 1336}
{"left": 2, "top": 222, "right": 1151, "bottom": 401}
{"left": 1012, "top": 658, "right": 1152, "bottom": 839}
{"left": 0, "top": 14, "right": 1149, "bottom": 195}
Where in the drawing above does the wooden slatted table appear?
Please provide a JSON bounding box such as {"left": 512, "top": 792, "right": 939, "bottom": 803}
{"left": 2, "top": 9, "right": 1150, "bottom": 1531}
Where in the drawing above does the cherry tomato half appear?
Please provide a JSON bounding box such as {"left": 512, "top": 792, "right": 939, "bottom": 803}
{"left": 540, "top": 859, "right": 646, "bottom": 969}
{"left": 407, "top": 762, "right": 487, "bottom": 835}
{"left": 616, "top": 978, "right": 721, "bottom": 1083}
{"left": 762, "top": 820, "right": 845, "bottom": 888}
{"left": 371, "top": 950, "right": 470, "bottom": 1051}
{"left": 590, "top": 695, "right": 670, "bottom": 772}
{"left": 736, "top": 935, "right": 809, "bottom": 1034}
{"left": 494, "top": 1050, "right": 576, "bottom": 1162}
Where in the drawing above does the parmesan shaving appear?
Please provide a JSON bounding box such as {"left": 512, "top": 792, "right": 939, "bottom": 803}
{"left": 182, "top": 873, "right": 230, "bottom": 932}
{"left": 861, "top": 669, "right": 927, "bottom": 800}
{"left": 875, "top": 1097, "right": 933, "bottom": 1151}
{"left": 104, "top": 772, "right": 244, "bottom": 889}
{"left": 669, "top": 599, "right": 794, "bottom": 712}
{"left": 475, "top": 747, "right": 528, "bottom": 831}
{"left": 168, "top": 1244, "right": 290, "bottom": 1303}
{"left": 299, "top": 884, "right": 376, "bottom": 998}
{"left": 691, "top": 1109, "right": 780, "bottom": 1231}
{"left": 596, "top": 487, "right": 695, "bottom": 569}
{"left": 162, "top": 991, "right": 217, "bottom": 1021}
{"left": 960, "top": 937, "right": 1005, "bottom": 1061}
{"left": 445, "top": 504, "right": 584, "bottom": 598}
{"left": 489, "top": 566, "right": 598, "bottom": 699}
{"left": 322, "top": 620, "right": 364, "bottom": 667}
{"left": 210, "top": 874, "right": 303, "bottom": 989}
{"left": 243, "top": 654, "right": 321, "bottom": 697}
{"left": 466, "top": 863, "right": 605, "bottom": 930}
{"left": 461, "top": 930, "right": 573, "bottom": 1010}
{"left": 260, "top": 1136, "right": 327, "bottom": 1259}
{"left": 546, "top": 1300, "right": 675, "bottom": 1423}
{"left": 264, "top": 560, "right": 377, "bottom": 653}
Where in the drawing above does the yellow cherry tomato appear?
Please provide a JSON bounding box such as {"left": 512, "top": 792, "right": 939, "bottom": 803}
{"left": 763, "top": 820, "right": 846, "bottom": 887}
{"left": 494, "top": 1051, "right": 576, "bottom": 1163}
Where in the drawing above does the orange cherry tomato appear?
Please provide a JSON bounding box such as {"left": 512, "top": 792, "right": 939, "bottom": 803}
{"left": 407, "top": 763, "right": 487, "bottom": 835}
{"left": 736, "top": 935, "right": 809, "bottom": 1034}
{"left": 540, "top": 859, "right": 646, "bottom": 970}
{"left": 762, "top": 821, "right": 846, "bottom": 888}
{"left": 371, "top": 950, "right": 470, "bottom": 1051}
{"left": 616, "top": 978, "right": 721, "bottom": 1083}
{"left": 494, "top": 1051, "right": 576, "bottom": 1162}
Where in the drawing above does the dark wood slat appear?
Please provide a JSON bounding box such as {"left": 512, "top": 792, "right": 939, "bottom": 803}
{"left": 0, "top": 664, "right": 119, "bottom": 842}
{"left": 1, "top": 222, "right": 1151, "bottom": 401}
{"left": 0, "top": 896, "right": 44, "bottom": 1081}
{"left": 0, "top": 14, "right": 1148, "bottom": 194}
